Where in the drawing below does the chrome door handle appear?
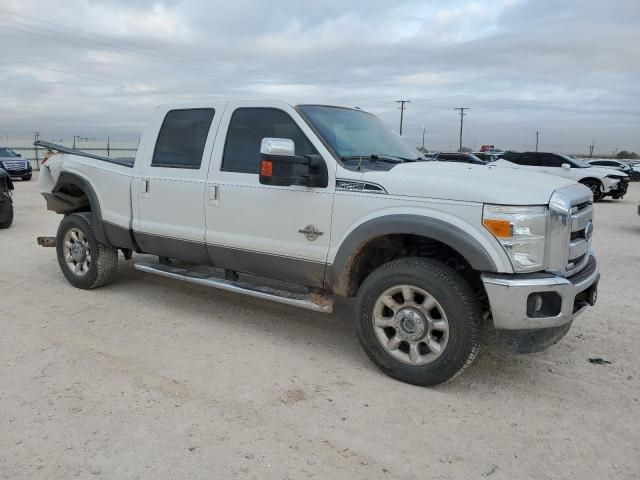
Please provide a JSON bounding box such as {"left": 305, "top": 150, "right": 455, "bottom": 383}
{"left": 207, "top": 184, "right": 219, "bottom": 206}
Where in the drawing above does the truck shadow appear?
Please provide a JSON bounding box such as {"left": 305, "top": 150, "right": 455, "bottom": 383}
{"left": 112, "top": 258, "right": 557, "bottom": 390}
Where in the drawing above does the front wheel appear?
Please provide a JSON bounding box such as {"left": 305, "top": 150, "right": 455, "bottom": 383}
{"left": 355, "top": 257, "right": 481, "bottom": 386}
{"left": 56, "top": 213, "right": 118, "bottom": 289}
{"left": 580, "top": 180, "right": 604, "bottom": 202}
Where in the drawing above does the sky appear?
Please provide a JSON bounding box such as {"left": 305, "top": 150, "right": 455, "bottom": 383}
{"left": 0, "top": 0, "right": 639, "bottom": 154}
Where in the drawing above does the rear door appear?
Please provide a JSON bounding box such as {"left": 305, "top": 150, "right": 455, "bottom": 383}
{"left": 204, "top": 101, "right": 335, "bottom": 287}
{"left": 132, "top": 106, "right": 222, "bottom": 263}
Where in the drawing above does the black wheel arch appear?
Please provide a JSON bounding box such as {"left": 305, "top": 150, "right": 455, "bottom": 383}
{"left": 326, "top": 215, "right": 498, "bottom": 296}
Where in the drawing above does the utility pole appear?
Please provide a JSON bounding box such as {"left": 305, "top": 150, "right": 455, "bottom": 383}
{"left": 535, "top": 130, "right": 539, "bottom": 152}
{"left": 73, "top": 135, "right": 77, "bottom": 149}
{"left": 421, "top": 126, "right": 426, "bottom": 150}
{"left": 588, "top": 138, "right": 595, "bottom": 158}
{"left": 107, "top": 136, "right": 111, "bottom": 156}
{"left": 34, "top": 131, "right": 40, "bottom": 166}
{"left": 396, "top": 100, "right": 410, "bottom": 136}
{"left": 454, "top": 107, "right": 469, "bottom": 152}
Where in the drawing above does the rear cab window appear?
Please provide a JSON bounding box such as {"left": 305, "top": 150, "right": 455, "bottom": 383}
{"left": 152, "top": 109, "right": 215, "bottom": 169}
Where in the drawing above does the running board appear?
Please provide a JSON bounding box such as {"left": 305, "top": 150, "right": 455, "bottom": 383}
{"left": 134, "top": 262, "right": 333, "bottom": 313}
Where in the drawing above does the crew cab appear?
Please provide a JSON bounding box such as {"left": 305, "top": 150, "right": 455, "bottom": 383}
{"left": 0, "top": 147, "right": 32, "bottom": 181}
{"left": 37, "top": 101, "right": 600, "bottom": 386}
{"left": 495, "top": 152, "right": 628, "bottom": 201}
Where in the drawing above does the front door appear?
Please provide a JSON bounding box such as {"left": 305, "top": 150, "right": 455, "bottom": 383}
{"left": 204, "top": 102, "right": 335, "bottom": 287}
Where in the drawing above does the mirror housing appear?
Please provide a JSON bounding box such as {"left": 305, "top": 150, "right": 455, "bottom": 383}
{"left": 259, "top": 137, "right": 328, "bottom": 188}
{"left": 561, "top": 163, "right": 571, "bottom": 170}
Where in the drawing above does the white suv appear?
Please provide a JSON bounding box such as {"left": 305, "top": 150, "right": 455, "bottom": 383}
{"left": 495, "top": 152, "right": 629, "bottom": 201}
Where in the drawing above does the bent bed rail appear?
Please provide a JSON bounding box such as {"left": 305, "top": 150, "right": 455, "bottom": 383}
{"left": 34, "top": 140, "right": 135, "bottom": 168}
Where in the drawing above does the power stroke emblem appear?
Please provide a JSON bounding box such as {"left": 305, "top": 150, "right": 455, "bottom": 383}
{"left": 298, "top": 225, "right": 323, "bottom": 241}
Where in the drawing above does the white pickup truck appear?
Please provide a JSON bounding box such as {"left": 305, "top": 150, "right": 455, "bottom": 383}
{"left": 37, "top": 101, "right": 600, "bottom": 386}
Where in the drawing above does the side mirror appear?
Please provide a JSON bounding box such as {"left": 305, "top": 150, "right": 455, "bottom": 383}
{"left": 561, "top": 163, "right": 571, "bottom": 170}
{"left": 258, "top": 138, "right": 328, "bottom": 188}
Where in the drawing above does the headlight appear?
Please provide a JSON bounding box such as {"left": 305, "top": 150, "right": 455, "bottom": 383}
{"left": 483, "top": 205, "right": 547, "bottom": 272}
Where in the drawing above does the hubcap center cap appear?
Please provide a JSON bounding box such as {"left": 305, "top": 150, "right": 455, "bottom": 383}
{"left": 71, "top": 243, "right": 86, "bottom": 262}
{"left": 396, "top": 309, "right": 426, "bottom": 339}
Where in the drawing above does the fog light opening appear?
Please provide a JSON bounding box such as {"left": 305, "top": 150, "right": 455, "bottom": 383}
{"left": 527, "top": 291, "right": 562, "bottom": 318}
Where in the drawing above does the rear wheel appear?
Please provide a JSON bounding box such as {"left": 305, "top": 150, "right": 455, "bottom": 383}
{"left": 355, "top": 257, "right": 481, "bottom": 386}
{"left": 580, "top": 180, "right": 604, "bottom": 202}
{"left": 56, "top": 213, "right": 118, "bottom": 289}
{"left": 0, "top": 199, "right": 13, "bottom": 229}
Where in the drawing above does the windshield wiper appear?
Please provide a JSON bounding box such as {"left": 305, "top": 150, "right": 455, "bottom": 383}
{"left": 341, "top": 154, "right": 401, "bottom": 164}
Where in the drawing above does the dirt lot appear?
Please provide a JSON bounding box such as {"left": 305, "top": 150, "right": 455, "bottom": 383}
{"left": 1, "top": 173, "right": 639, "bottom": 479}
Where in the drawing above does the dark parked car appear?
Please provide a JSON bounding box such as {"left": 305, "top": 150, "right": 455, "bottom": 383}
{"left": 432, "top": 152, "right": 486, "bottom": 165}
{"left": 0, "top": 166, "right": 14, "bottom": 229}
{"left": 588, "top": 159, "right": 640, "bottom": 181}
{"left": 0, "top": 147, "right": 32, "bottom": 181}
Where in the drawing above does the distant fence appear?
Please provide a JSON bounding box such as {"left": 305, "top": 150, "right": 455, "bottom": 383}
{"left": 5, "top": 144, "right": 138, "bottom": 171}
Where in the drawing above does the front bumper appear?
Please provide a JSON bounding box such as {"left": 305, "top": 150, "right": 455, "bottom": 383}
{"left": 482, "top": 255, "right": 599, "bottom": 330}
{"left": 607, "top": 179, "right": 628, "bottom": 197}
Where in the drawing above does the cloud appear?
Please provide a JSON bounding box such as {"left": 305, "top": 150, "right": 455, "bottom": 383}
{"left": 0, "top": 0, "right": 638, "bottom": 153}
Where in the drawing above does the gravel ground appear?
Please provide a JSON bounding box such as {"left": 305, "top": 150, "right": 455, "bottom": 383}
{"left": 1, "top": 173, "right": 639, "bottom": 479}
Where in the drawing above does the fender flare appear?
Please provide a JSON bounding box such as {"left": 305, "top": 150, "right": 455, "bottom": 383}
{"left": 51, "top": 171, "right": 107, "bottom": 244}
{"left": 327, "top": 214, "right": 498, "bottom": 295}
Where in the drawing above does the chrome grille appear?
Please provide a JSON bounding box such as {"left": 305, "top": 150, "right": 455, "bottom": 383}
{"left": 547, "top": 184, "right": 594, "bottom": 277}
{"left": 1, "top": 160, "right": 29, "bottom": 171}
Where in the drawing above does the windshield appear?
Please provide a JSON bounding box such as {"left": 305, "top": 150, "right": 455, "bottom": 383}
{"left": 297, "top": 105, "right": 421, "bottom": 161}
{"left": 561, "top": 155, "right": 591, "bottom": 168}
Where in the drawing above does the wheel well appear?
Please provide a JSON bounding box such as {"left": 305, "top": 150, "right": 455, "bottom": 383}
{"left": 54, "top": 182, "right": 92, "bottom": 212}
{"left": 344, "top": 234, "right": 486, "bottom": 300}
{"left": 579, "top": 177, "right": 602, "bottom": 186}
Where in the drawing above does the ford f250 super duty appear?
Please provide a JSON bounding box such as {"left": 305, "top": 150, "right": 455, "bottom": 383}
{"left": 36, "top": 101, "right": 600, "bottom": 386}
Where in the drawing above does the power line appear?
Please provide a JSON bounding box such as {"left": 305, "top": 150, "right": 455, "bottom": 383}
{"left": 454, "top": 107, "right": 469, "bottom": 152}
{"left": 0, "top": 10, "right": 274, "bottom": 83}
{"left": 396, "top": 100, "right": 410, "bottom": 136}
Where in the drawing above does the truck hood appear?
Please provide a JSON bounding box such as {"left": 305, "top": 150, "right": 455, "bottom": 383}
{"left": 361, "top": 161, "right": 577, "bottom": 205}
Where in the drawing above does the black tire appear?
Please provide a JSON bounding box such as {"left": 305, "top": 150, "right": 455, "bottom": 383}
{"left": 355, "top": 257, "right": 481, "bottom": 386}
{"left": 56, "top": 213, "right": 118, "bottom": 289}
{"left": 22, "top": 175, "right": 32, "bottom": 181}
{"left": 580, "top": 180, "right": 604, "bottom": 202}
{"left": 0, "top": 200, "right": 13, "bottom": 229}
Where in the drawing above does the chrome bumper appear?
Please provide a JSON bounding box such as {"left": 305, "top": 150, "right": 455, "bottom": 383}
{"left": 482, "top": 255, "right": 599, "bottom": 330}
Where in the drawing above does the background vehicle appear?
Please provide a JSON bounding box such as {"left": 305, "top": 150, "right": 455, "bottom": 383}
{"left": 588, "top": 159, "right": 640, "bottom": 181}
{"left": 36, "top": 101, "right": 599, "bottom": 386}
{"left": 432, "top": 152, "right": 486, "bottom": 164}
{"left": 0, "top": 167, "right": 14, "bottom": 229}
{"left": 0, "top": 147, "right": 32, "bottom": 181}
{"left": 473, "top": 152, "right": 500, "bottom": 163}
{"left": 496, "top": 152, "right": 628, "bottom": 201}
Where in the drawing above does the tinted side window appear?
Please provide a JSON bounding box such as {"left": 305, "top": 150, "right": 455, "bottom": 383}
{"left": 152, "top": 109, "right": 215, "bottom": 169}
{"left": 540, "top": 155, "right": 564, "bottom": 167}
{"left": 222, "top": 108, "right": 318, "bottom": 173}
{"left": 510, "top": 155, "right": 538, "bottom": 166}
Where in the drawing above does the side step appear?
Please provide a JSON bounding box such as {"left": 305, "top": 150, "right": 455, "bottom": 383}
{"left": 134, "top": 261, "right": 333, "bottom": 313}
